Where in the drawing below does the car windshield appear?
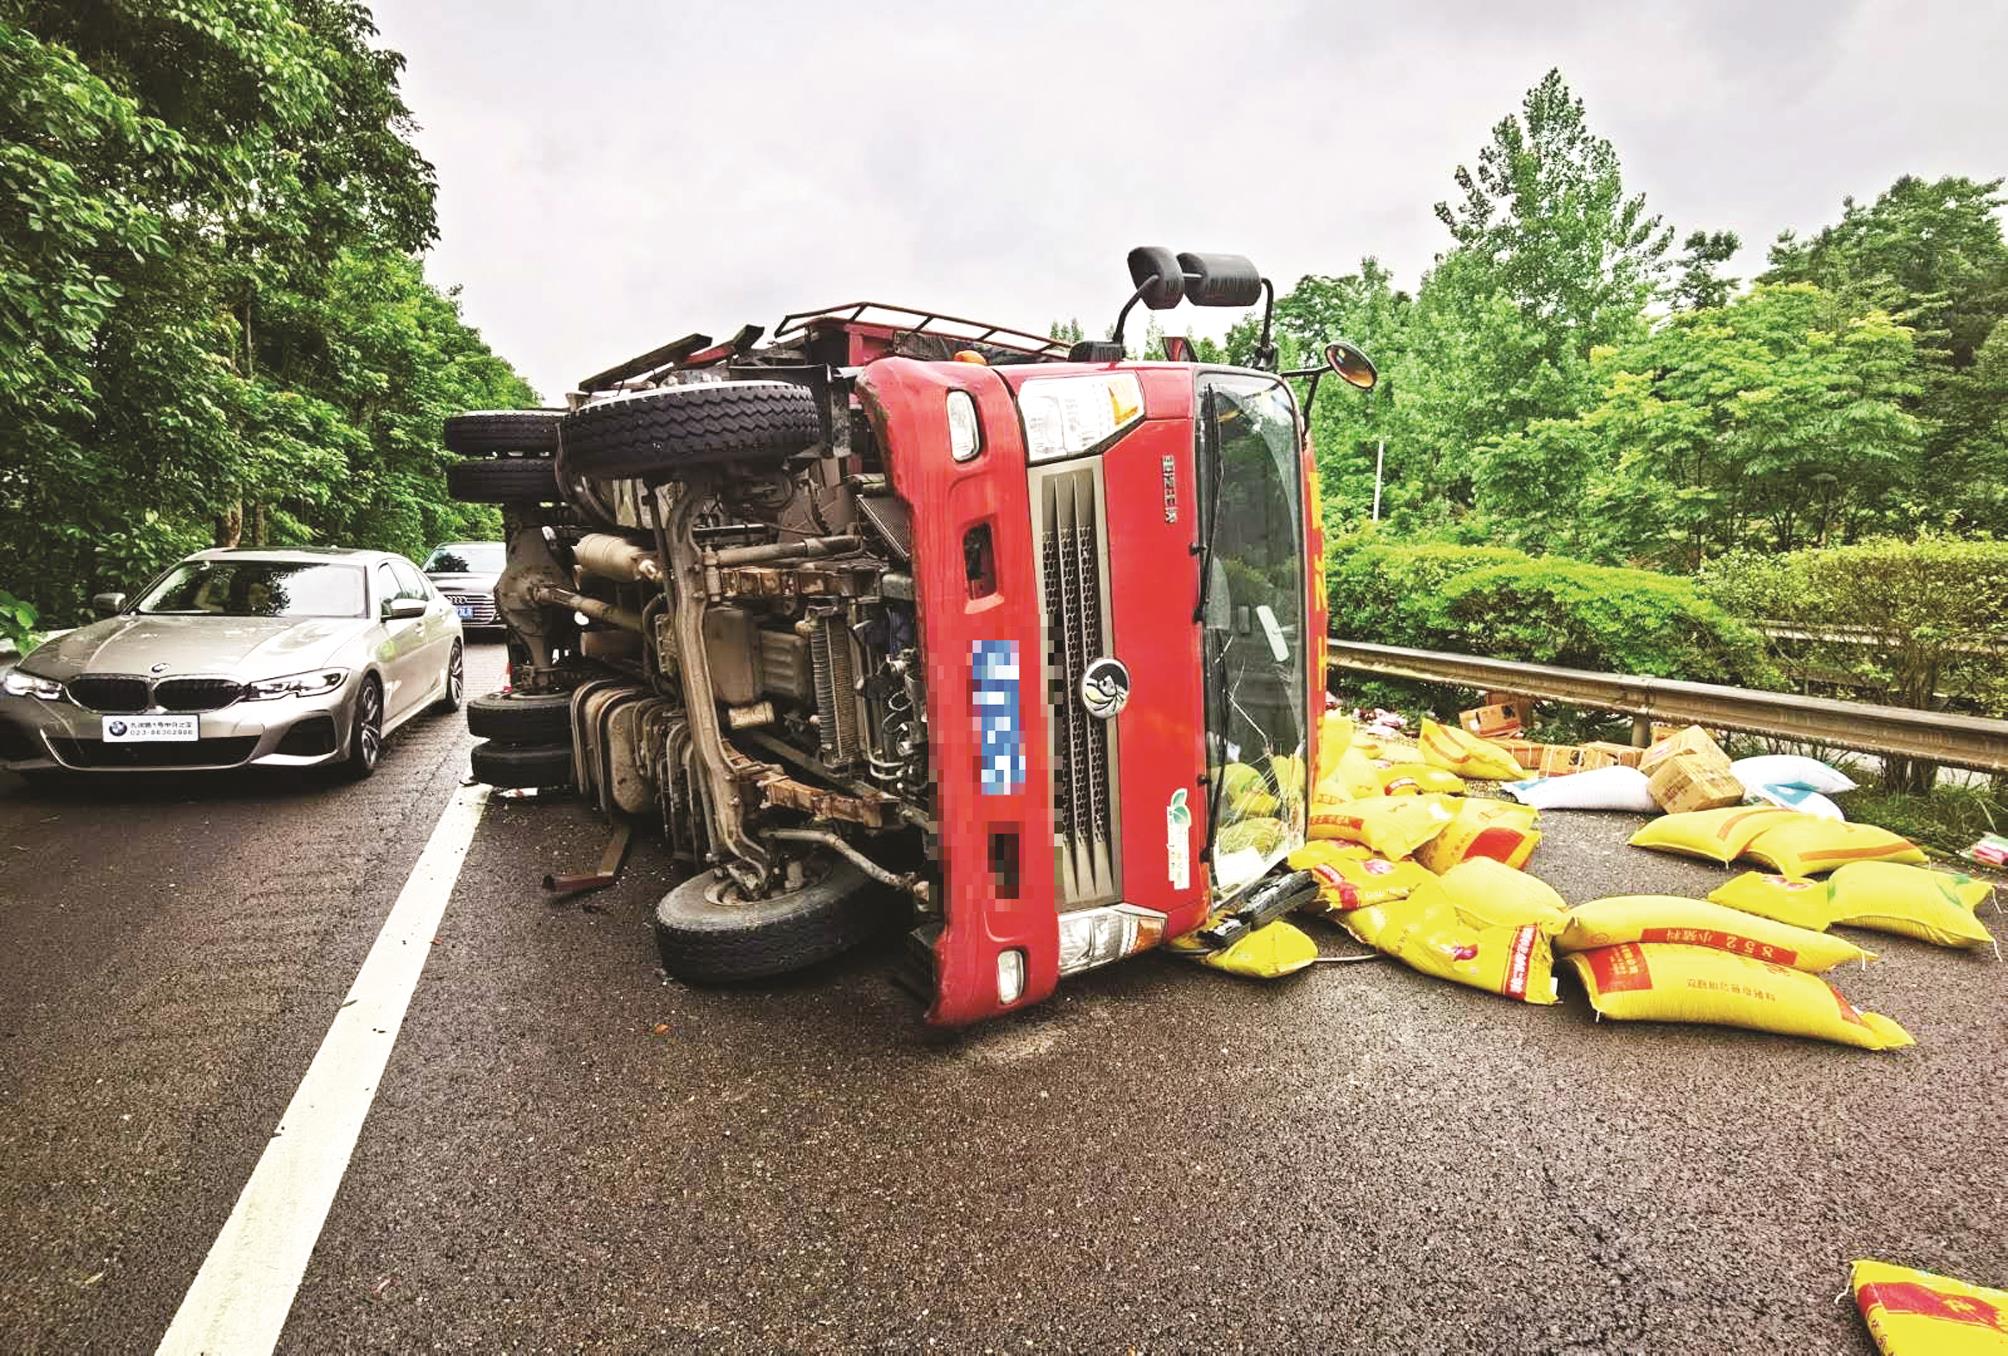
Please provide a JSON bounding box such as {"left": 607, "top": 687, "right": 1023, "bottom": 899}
{"left": 1196, "top": 372, "right": 1309, "bottom": 897}
{"left": 424, "top": 543, "right": 504, "bottom": 573}
{"left": 135, "top": 561, "right": 368, "bottom": 619}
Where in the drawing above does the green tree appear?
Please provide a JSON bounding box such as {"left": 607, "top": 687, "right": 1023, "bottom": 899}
{"left": 1672, "top": 229, "right": 1741, "bottom": 311}
{"left": 1765, "top": 175, "right": 2008, "bottom": 533}
{"left": 0, "top": 2, "right": 535, "bottom": 624}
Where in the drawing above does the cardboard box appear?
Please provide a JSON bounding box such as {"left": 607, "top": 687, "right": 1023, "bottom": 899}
{"left": 1459, "top": 700, "right": 1527, "bottom": 739}
{"left": 1638, "top": 724, "right": 1731, "bottom": 778}
{"left": 1495, "top": 739, "right": 1619, "bottom": 777}
{"left": 1582, "top": 740, "right": 1646, "bottom": 769}
{"left": 1647, "top": 755, "right": 1744, "bottom": 814}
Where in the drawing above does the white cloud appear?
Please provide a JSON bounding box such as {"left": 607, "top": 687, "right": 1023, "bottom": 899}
{"left": 373, "top": 0, "right": 2008, "bottom": 399}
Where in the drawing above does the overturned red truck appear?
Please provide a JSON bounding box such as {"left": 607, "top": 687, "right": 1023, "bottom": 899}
{"left": 443, "top": 248, "right": 1376, "bottom": 1024}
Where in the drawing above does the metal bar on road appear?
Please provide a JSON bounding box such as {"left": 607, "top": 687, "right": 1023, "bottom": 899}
{"left": 1329, "top": 639, "right": 2008, "bottom": 774}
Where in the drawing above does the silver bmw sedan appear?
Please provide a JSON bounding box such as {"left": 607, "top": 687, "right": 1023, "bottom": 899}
{"left": 0, "top": 547, "right": 463, "bottom": 779}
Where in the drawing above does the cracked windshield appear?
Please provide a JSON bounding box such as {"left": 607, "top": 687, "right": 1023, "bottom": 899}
{"left": 1198, "top": 372, "right": 1309, "bottom": 894}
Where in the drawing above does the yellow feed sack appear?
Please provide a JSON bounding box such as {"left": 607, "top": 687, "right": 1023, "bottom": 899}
{"left": 1308, "top": 794, "right": 1454, "bottom": 859}
{"left": 1216, "top": 816, "right": 1285, "bottom": 857}
{"left": 1555, "top": 895, "right": 1871, "bottom": 974}
{"left": 1852, "top": 1258, "right": 2008, "bottom": 1354}
{"left": 1742, "top": 818, "right": 1927, "bottom": 876}
{"left": 1706, "top": 872, "right": 1838, "bottom": 932}
{"left": 1287, "top": 840, "right": 1371, "bottom": 869}
{"left": 1417, "top": 797, "right": 1542, "bottom": 873}
{"left": 1826, "top": 861, "right": 1997, "bottom": 950}
{"left": 1628, "top": 805, "right": 1804, "bottom": 864}
{"left": 1316, "top": 745, "right": 1384, "bottom": 802}
{"left": 1315, "top": 712, "right": 1356, "bottom": 777}
{"left": 1563, "top": 942, "right": 1913, "bottom": 1051}
{"left": 1409, "top": 855, "right": 1567, "bottom": 930}
{"left": 1198, "top": 919, "right": 1319, "bottom": 978}
{"left": 1301, "top": 855, "right": 1437, "bottom": 912}
{"left": 1340, "top": 891, "right": 1558, "bottom": 1004}
{"left": 1376, "top": 762, "right": 1466, "bottom": 797}
{"left": 1418, "top": 718, "right": 1523, "bottom": 780}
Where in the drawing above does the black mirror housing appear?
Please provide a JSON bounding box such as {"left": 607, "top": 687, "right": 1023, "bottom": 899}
{"left": 1126, "top": 246, "right": 1186, "bottom": 310}
{"left": 91, "top": 592, "right": 126, "bottom": 617}
{"left": 1176, "top": 252, "right": 1263, "bottom": 307}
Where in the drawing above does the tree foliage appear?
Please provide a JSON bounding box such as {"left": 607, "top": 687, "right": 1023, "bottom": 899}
{"left": 0, "top": 1, "right": 535, "bottom": 625}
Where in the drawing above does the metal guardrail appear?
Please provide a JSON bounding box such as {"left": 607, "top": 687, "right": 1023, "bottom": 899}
{"left": 1328, "top": 639, "right": 2008, "bottom": 775}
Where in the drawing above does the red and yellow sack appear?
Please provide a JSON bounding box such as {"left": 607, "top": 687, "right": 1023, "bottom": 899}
{"left": 1742, "top": 817, "right": 1927, "bottom": 877}
{"left": 1339, "top": 890, "right": 1559, "bottom": 1004}
{"left": 1852, "top": 1258, "right": 2008, "bottom": 1355}
{"left": 1554, "top": 895, "right": 1871, "bottom": 973}
{"left": 1417, "top": 796, "right": 1541, "bottom": 873}
{"left": 1308, "top": 794, "right": 1454, "bottom": 859}
{"left": 1628, "top": 805, "right": 1803, "bottom": 865}
{"left": 1301, "top": 854, "right": 1437, "bottom": 912}
{"left": 1418, "top": 718, "right": 1523, "bottom": 780}
{"left": 1563, "top": 942, "right": 1913, "bottom": 1051}
{"left": 1376, "top": 762, "right": 1466, "bottom": 797}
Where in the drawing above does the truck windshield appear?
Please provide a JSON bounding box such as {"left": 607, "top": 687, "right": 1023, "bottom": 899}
{"left": 1196, "top": 372, "right": 1309, "bottom": 896}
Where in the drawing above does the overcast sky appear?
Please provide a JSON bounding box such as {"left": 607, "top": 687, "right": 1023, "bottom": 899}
{"left": 373, "top": 0, "right": 2008, "bottom": 401}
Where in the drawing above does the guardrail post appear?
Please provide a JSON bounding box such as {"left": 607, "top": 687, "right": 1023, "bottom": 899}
{"left": 1631, "top": 714, "right": 1652, "bottom": 748}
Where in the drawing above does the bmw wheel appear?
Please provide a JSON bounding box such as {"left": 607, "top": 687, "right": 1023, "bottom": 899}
{"left": 433, "top": 640, "right": 465, "bottom": 714}
{"left": 340, "top": 675, "right": 384, "bottom": 781}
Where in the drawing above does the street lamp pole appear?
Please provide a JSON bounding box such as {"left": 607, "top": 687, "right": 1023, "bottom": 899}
{"left": 1370, "top": 438, "right": 1385, "bottom": 522}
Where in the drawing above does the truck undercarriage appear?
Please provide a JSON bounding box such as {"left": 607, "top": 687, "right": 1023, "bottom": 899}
{"left": 444, "top": 252, "right": 1374, "bottom": 1024}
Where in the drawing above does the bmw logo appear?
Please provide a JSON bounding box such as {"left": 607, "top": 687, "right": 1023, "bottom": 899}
{"left": 1080, "top": 657, "right": 1130, "bottom": 720}
{"left": 107, "top": 720, "right": 128, "bottom": 737}
{"left": 150, "top": 662, "right": 169, "bottom": 674}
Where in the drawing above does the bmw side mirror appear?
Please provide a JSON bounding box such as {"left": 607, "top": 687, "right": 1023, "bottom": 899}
{"left": 385, "top": 597, "right": 428, "bottom": 620}
{"left": 92, "top": 592, "right": 126, "bottom": 617}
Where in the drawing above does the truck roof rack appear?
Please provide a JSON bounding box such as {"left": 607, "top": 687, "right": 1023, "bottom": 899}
{"left": 773, "top": 302, "right": 1072, "bottom": 360}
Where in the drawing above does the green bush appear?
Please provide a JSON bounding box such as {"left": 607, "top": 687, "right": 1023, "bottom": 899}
{"left": 1327, "top": 536, "right": 1775, "bottom": 711}
{"left": 0, "top": 589, "right": 36, "bottom": 655}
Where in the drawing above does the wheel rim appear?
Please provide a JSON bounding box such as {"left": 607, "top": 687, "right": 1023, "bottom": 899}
{"left": 357, "top": 682, "right": 382, "bottom": 767}
{"left": 447, "top": 643, "right": 464, "bottom": 704}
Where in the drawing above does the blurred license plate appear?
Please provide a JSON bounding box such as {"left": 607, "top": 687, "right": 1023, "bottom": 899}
{"left": 455, "top": 605, "right": 474, "bottom": 620}
{"left": 102, "top": 715, "right": 198, "bottom": 742}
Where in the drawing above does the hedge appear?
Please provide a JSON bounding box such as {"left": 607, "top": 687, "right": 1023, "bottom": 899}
{"left": 1328, "top": 536, "right": 1775, "bottom": 694}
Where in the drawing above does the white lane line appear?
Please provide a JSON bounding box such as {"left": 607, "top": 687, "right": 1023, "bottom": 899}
{"left": 157, "top": 782, "right": 490, "bottom": 1356}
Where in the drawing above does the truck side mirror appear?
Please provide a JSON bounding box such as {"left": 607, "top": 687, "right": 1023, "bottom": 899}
{"left": 1126, "top": 246, "right": 1186, "bottom": 310}
{"left": 1325, "top": 341, "right": 1378, "bottom": 390}
{"left": 1177, "top": 252, "right": 1263, "bottom": 307}
{"left": 92, "top": 592, "right": 126, "bottom": 617}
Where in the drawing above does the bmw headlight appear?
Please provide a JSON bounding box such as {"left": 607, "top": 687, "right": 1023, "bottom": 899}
{"left": 244, "top": 669, "right": 348, "bottom": 701}
{"left": 2, "top": 668, "right": 64, "bottom": 700}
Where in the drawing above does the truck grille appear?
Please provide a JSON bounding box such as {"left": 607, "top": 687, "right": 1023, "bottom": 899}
{"left": 444, "top": 591, "right": 498, "bottom": 626}
{"left": 66, "top": 676, "right": 150, "bottom": 713}
{"left": 1034, "top": 464, "right": 1120, "bottom": 907}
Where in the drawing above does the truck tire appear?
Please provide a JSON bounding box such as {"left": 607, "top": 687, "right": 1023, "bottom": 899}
{"left": 469, "top": 739, "right": 572, "bottom": 789}
{"left": 466, "top": 689, "right": 571, "bottom": 744}
{"left": 443, "top": 409, "right": 562, "bottom": 455}
{"left": 446, "top": 457, "right": 562, "bottom": 504}
{"left": 561, "top": 381, "right": 821, "bottom": 478}
{"left": 653, "top": 855, "right": 883, "bottom": 983}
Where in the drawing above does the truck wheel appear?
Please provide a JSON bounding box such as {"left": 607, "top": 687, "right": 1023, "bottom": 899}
{"left": 469, "top": 739, "right": 572, "bottom": 789}
{"left": 443, "top": 409, "right": 562, "bottom": 455}
{"left": 561, "top": 381, "right": 821, "bottom": 477}
{"left": 466, "top": 689, "right": 571, "bottom": 744}
{"left": 446, "top": 457, "right": 562, "bottom": 504}
{"left": 653, "top": 854, "right": 883, "bottom": 983}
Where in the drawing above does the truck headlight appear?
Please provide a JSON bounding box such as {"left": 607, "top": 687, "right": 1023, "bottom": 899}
{"left": 2, "top": 668, "right": 63, "bottom": 700}
{"left": 1055, "top": 903, "right": 1167, "bottom": 976}
{"left": 1017, "top": 374, "right": 1144, "bottom": 463}
{"left": 244, "top": 668, "right": 347, "bottom": 701}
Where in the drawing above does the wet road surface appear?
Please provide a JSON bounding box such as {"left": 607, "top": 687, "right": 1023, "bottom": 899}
{"left": 2, "top": 650, "right": 2003, "bottom": 1353}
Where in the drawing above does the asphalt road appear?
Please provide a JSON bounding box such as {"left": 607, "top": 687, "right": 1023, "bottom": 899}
{"left": 2, "top": 649, "right": 2003, "bottom": 1353}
